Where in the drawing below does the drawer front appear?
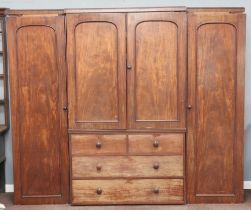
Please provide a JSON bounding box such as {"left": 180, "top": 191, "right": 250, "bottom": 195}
{"left": 72, "top": 179, "right": 184, "bottom": 204}
{"left": 72, "top": 156, "right": 183, "bottom": 178}
{"left": 128, "top": 134, "right": 184, "bottom": 155}
{"left": 71, "top": 134, "right": 127, "bottom": 155}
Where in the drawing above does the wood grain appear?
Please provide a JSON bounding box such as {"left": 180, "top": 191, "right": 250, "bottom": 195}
{"left": 72, "top": 156, "right": 183, "bottom": 178}
{"left": 72, "top": 179, "right": 184, "bottom": 204}
{"left": 128, "top": 134, "right": 184, "bottom": 155}
{"left": 71, "top": 134, "right": 127, "bottom": 155}
{"left": 187, "top": 12, "right": 245, "bottom": 203}
{"left": 67, "top": 13, "right": 126, "bottom": 129}
{"left": 136, "top": 21, "right": 178, "bottom": 121}
{"left": 75, "top": 22, "right": 118, "bottom": 122}
{"left": 6, "top": 7, "right": 246, "bottom": 206}
{"left": 127, "top": 12, "right": 187, "bottom": 129}
{"left": 196, "top": 23, "right": 235, "bottom": 194}
{"left": 7, "top": 16, "right": 69, "bottom": 204}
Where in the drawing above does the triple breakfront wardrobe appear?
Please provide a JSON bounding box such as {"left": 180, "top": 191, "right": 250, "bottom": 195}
{"left": 6, "top": 7, "right": 246, "bottom": 205}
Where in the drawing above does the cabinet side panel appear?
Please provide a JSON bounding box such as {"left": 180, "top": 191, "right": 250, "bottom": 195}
{"left": 187, "top": 13, "right": 245, "bottom": 203}
{"left": 7, "top": 16, "right": 69, "bottom": 204}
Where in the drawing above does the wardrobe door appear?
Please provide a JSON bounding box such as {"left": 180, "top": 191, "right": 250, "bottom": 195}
{"left": 127, "top": 12, "right": 187, "bottom": 129}
{"left": 187, "top": 13, "right": 246, "bottom": 203}
{"left": 7, "top": 16, "right": 69, "bottom": 204}
{"left": 67, "top": 13, "right": 126, "bottom": 130}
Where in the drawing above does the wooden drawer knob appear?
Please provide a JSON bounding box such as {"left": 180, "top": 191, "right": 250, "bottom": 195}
{"left": 96, "top": 164, "right": 102, "bottom": 171}
{"left": 187, "top": 104, "right": 192, "bottom": 109}
{"left": 153, "top": 187, "right": 160, "bottom": 194}
{"left": 96, "top": 141, "right": 102, "bottom": 149}
{"left": 153, "top": 140, "right": 159, "bottom": 148}
{"left": 96, "top": 187, "right": 103, "bottom": 195}
{"left": 153, "top": 162, "right": 159, "bottom": 170}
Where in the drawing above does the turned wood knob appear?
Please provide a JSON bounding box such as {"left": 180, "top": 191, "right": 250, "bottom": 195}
{"left": 127, "top": 64, "right": 132, "bottom": 70}
{"left": 153, "top": 187, "right": 160, "bottom": 194}
{"left": 96, "top": 187, "right": 103, "bottom": 195}
{"left": 96, "top": 163, "right": 102, "bottom": 171}
{"left": 153, "top": 140, "right": 159, "bottom": 148}
{"left": 187, "top": 104, "right": 192, "bottom": 109}
{"left": 153, "top": 162, "right": 159, "bottom": 170}
{"left": 96, "top": 141, "right": 102, "bottom": 149}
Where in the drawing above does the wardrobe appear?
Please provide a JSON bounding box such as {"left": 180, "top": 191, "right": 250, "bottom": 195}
{"left": 6, "top": 7, "right": 246, "bottom": 205}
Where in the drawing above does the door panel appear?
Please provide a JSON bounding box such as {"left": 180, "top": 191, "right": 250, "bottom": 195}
{"left": 7, "top": 16, "right": 68, "bottom": 204}
{"left": 75, "top": 22, "right": 118, "bottom": 122}
{"left": 196, "top": 24, "right": 235, "bottom": 195}
{"left": 136, "top": 21, "right": 178, "bottom": 121}
{"left": 67, "top": 13, "right": 126, "bottom": 129}
{"left": 187, "top": 13, "right": 245, "bottom": 203}
{"left": 127, "top": 12, "right": 187, "bottom": 129}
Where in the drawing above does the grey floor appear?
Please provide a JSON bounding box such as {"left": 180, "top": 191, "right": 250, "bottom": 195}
{"left": 1, "top": 191, "right": 251, "bottom": 210}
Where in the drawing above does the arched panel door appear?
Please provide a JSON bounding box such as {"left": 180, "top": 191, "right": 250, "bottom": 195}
{"left": 67, "top": 13, "right": 126, "bottom": 130}
{"left": 187, "top": 12, "right": 246, "bottom": 203}
{"left": 7, "top": 15, "right": 69, "bottom": 204}
{"left": 127, "top": 12, "right": 187, "bottom": 129}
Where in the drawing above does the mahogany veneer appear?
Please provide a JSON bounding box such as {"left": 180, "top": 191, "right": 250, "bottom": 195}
{"left": 72, "top": 179, "right": 184, "bottom": 205}
{"left": 6, "top": 7, "right": 246, "bottom": 205}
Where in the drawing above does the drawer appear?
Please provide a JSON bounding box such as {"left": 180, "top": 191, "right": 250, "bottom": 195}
{"left": 72, "top": 156, "right": 183, "bottom": 178}
{"left": 128, "top": 134, "right": 184, "bottom": 155}
{"left": 71, "top": 134, "right": 127, "bottom": 155}
{"left": 72, "top": 179, "right": 184, "bottom": 204}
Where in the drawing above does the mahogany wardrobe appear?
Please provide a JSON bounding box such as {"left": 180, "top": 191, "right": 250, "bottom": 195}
{"left": 6, "top": 7, "right": 246, "bottom": 205}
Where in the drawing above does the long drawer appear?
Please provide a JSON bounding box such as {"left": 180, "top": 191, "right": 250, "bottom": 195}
{"left": 72, "top": 156, "right": 183, "bottom": 178}
{"left": 72, "top": 179, "right": 184, "bottom": 205}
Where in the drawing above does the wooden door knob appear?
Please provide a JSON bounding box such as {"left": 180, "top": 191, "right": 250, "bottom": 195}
{"left": 96, "top": 187, "right": 103, "bottom": 195}
{"left": 127, "top": 64, "right": 132, "bottom": 70}
{"left": 153, "top": 187, "right": 160, "bottom": 194}
{"left": 153, "top": 162, "right": 159, "bottom": 170}
{"left": 96, "top": 141, "right": 102, "bottom": 149}
{"left": 153, "top": 140, "right": 159, "bottom": 148}
{"left": 96, "top": 164, "right": 102, "bottom": 171}
{"left": 187, "top": 104, "right": 192, "bottom": 109}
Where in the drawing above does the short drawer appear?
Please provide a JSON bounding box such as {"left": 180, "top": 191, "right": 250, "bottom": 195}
{"left": 72, "top": 179, "right": 184, "bottom": 204}
{"left": 71, "top": 134, "right": 127, "bottom": 155}
{"left": 72, "top": 156, "right": 183, "bottom": 178}
{"left": 128, "top": 134, "right": 184, "bottom": 155}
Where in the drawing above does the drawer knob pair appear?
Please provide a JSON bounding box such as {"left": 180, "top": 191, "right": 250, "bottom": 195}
{"left": 153, "top": 140, "right": 159, "bottom": 148}
{"left": 96, "top": 141, "right": 102, "bottom": 149}
{"left": 96, "top": 187, "right": 103, "bottom": 195}
{"left": 153, "top": 162, "right": 159, "bottom": 170}
{"left": 153, "top": 187, "right": 160, "bottom": 194}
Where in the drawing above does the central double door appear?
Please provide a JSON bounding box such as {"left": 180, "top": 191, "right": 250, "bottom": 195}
{"left": 67, "top": 12, "right": 187, "bottom": 130}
